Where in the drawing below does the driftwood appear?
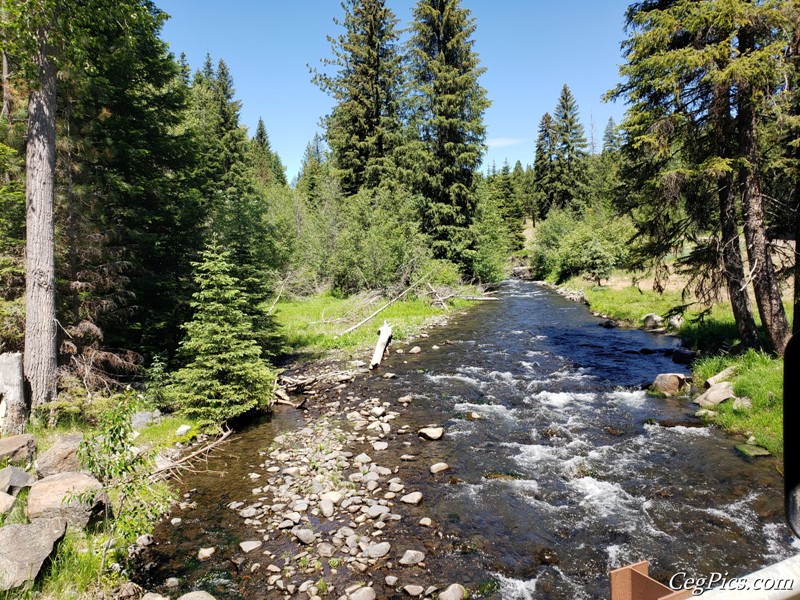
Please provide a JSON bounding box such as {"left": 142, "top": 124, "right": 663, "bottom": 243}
{"left": 149, "top": 428, "right": 233, "bottom": 482}
{"left": 458, "top": 296, "right": 500, "bottom": 301}
{"left": 370, "top": 321, "right": 393, "bottom": 370}
{"left": 339, "top": 267, "right": 439, "bottom": 336}
{"left": 0, "top": 353, "right": 26, "bottom": 435}
{"left": 704, "top": 366, "right": 737, "bottom": 388}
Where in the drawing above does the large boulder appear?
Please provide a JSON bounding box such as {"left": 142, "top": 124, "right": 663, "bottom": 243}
{"left": 650, "top": 373, "right": 690, "bottom": 397}
{"left": 36, "top": 433, "right": 83, "bottom": 478}
{"left": 0, "top": 465, "right": 36, "bottom": 495}
{"left": 0, "top": 491, "right": 14, "bottom": 514}
{"left": 0, "top": 434, "right": 35, "bottom": 465}
{"left": 642, "top": 313, "right": 664, "bottom": 329}
{"left": 26, "top": 472, "right": 104, "bottom": 528}
{"left": 0, "top": 518, "right": 67, "bottom": 591}
{"left": 693, "top": 382, "right": 735, "bottom": 408}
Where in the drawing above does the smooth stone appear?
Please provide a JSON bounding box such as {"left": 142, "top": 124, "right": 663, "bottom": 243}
{"left": 367, "top": 541, "right": 391, "bottom": 559}
{"left": 320, "top": 498, "right": 335, "bottom": 517}
{"left": 165, "top": 577, "right": 181, "bottom": 588}
{"left": 349, "top": 587, "right": 376, "bottom": 600}
{"left": 175, "top": 424, "right": 191, "bottom": 437}
{"left": 176, "top": 593, "right": 218, "bottom": 600}
{"left": 404, "top": 585, "right": 425, "bottom": 596}
{"left": 400, "top": 454, "right": 416, "bottom": 461}
{"left": 430, "top": 462, "right": 449, "bottom": 474}
{"left": 419, "top": 517, "right": 432, "bottom": 527}
{"left": 197, "top": 547, "right": 216, "bottom": 561}
{"left": 372, "top": 441, "right": 388, "bottom": 451}
{"left": 240, "top": 540, "right": 262, "bottom": 553}
{"left": 736, "top": 444, "right": 771, "bottom": 457}
{"left": 371, "top": 407, "right": 386, "bottom": 417}
{"left": 318, "top": 543, "right": 335, "bottom": 558}
{"left": 321, "top": 491, "right": 344, "bottom": 504}
{"left": 399, "top": 549, "right": 425, "bottom": 565}
{"left": 650, "top": 373, "right": 689, "bottom": 397}
{"left": 354, "top": 453, "right": 372, "bottom": 464}
{"left": 439, "top": 584, "right": 467, "bottom": 600}
{"left": 367, "top": 504, "right": 390, "bottom": 518}
{"left": 694, "top": 382, "right": 735, "bottom": 408}
{"left": 642, "top": 313, "right": 663, "bottom": 328}
{"left": 294, "top": 528, "right": 315, "bottom": 544}
{"left": 408, "top": 346, "right": 422, "bottom": 354}
{"left": 26, "top": 472, "right": 104, "bottom": 528}
{"left": 385, "top": 575, "right": 399, "bottom": 586}
{"left": 143, "top": 594, "right": 170, "bottom": 600}
{"left": 418, "top": 427, "right": 443, "bottom": 441}
{"left": 400, "top": 492, "right": 423, "bottom": 505}
{"left": 382, "top": 373, "right": 397, "bottom": 379}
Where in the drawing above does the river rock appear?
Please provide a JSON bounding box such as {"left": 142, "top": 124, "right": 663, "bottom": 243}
{"left": 0, "top": 518, "right": 67, "bottom": 591}
{"left": 176, "top": 593, "right": 218, "bottom": 600}
{"left": 175, "top": 424, "right": 191, "bottom": 437}
{"left": 439, "top": 584, "right": 468, "bottom": 600}
{"left": 385, "top": 575, "right": 399, "bottom": 586}
{"left": 418, "top": 427, "right": 443, "bottom": 440}
{"left": 294, "top": 528, "right": 315, "bottom": 544}
{"left": 399, "top": 549, "right": 425, "bottom": 565}
{"left": 642, "top": 313, "right": 663, "bottom": 329}
{"left": 650, "top": 373, "right": 689, "bottom": 397}
{"left": 26, "top": 472, "right": 104, "bottom": 528}
{"left": 198, "top": 547, "right": 215, "bottom": 561}
{"left": 349, "top": 587, "right": 376, "bottom": 600}
{"left": 240, "top": 540, "right": 262, "bottom": 553}
{"left": 372, "top": 441, "right": 388, "bottom": 451}
{"left": 143, "top": 594, "right": 170, "bottom": 600}
{"left": 736, "top": 444, "right": 771, "bottom": 458}
{"left": 0, "top": 465, "right": 36, "bottom": 495}
{"left": 321, "top": 490, "right": 344, "bottom": 504}
{"left": 0, "top": 434, "right": 35, "bottom": 465}
{"left": 430, "top": 462, "right": 449, "bottom": 474}
{"left": 131, "top": 410, "right": 161, "bottom": 430}
{"left": 0, "top": 491, "right": 14, "bottom": 514}
{"left": 318, "top": 542, "right": 335, "bottom": 558}
{"left": 354, "top": 453, "right": 372, "bottom": 464}
{"left": 404, "top": 585, "right": 425, "bottom": 596}
{"left": 367, "top": 541, "right": 391, "bottom": 559}
{"left": 408, "top": 346, "right": 422, "bottom": 354}
{"left": 320, "top": 498, "right": 335, "bottom": 517}
{"left": 668, "top": 315, "right": 684, "bottom": 330}
{"left": 400, "top": 492, "right": 422, "bottom": 505}
{"left": 367, "top": 504, "right": 390, "bottom": 518}
{"left": 35, "top": 433, "right": 83, "bottom": 477}
{"left": 672, "top": 347, "right": 696, "bottom": 364}
{"left": 694, "top": 382, "right": 735, "bottom": 408}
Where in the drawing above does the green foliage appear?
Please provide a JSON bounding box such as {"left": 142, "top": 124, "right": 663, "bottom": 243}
{"left": 408, "top": 0, "right": 490, "bottom": 271}
{"left": 470, "top": 184, "right": 509, "bottom": 284}
{"left": 328, "top": 188, "right": 430, "bottom": 294}
{"left": 78, "top": 393, "right": 141, "bottom": 484}
{"left": 313, "top": 0, "right": 405, "bottom": 194}
{"left": 169, "top": 242, "right": 274, "bottom": 429}
{"left": 693, "top": 350, "right": 783, "bottom": 456}
{"left": 530, "top": 208, "right": 635, "bottom": 283}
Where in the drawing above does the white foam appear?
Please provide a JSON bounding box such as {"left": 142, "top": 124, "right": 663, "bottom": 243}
{"left": 529, "top": 390, "right": 595, "bottom": 408}
{"left": 487, "top": 370, "right": 520, "bottom": 385}
{"left": 425, "top": 373, "right": 482, "bottom": 388}
{"left": 644, "top": 423, "right": 712, "bottom": 437}
{"left": 568, "top": 476, "right": 643, "bottom": 520}
{"left": 608, "top": 390, "right": 648, "bottom": 407}
{"left": 454, "top": 402, "right": 517, "bottom": 420}
{"left": 606, "top": 544, "right": 630, "bottom": 570}
{"left": 495, "top": 573, "right": 538, "bottom": 599}
{"left": 696, "top": 492, "right": 760, "bottom": 534}
{"left": 763, "top": 523, "right": 800, "bottom": 562}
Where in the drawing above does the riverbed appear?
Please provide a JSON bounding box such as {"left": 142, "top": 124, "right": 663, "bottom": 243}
{"left": 136, "top": 279, "right": 799, "bottom": 599}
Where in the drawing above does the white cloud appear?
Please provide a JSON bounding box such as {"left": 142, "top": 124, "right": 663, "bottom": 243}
{"left": 486, "top": 137, "right": 528, "bottom": 149}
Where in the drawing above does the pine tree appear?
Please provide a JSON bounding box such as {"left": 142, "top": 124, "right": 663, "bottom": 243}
{"left": 170, "top": 241, "right": 274, "bottom": 429}
{"left": 602, "top": 117, "right": 621, "bottom": 154}
{"left": 313, "top": 0, "right": 404, "bottom": 195}
{"left": 532, "top": 112, "right": 556, "bottom": 219}
{"left": 251, "top": 117, "right": 287, "bottom": 187}
{"left": 408, "top": 0, "right": 490, "bottom": 269}
{"left": 551, "top": 84, "right": 588, "bottom": 211}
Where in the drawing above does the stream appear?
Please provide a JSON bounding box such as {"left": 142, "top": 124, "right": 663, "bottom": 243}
{"left": 136, "top": 279, "right": 799, "bottom": 599}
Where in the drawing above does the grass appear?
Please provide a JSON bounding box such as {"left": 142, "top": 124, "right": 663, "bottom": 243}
{"left": 561, "top": 274, "right": 787, "bottom": 457}
{"left": 693, "top": 350, "right": 784, "bottom": 456}
{"left": 274, "top": 291, "right": 472, "bottom": 358}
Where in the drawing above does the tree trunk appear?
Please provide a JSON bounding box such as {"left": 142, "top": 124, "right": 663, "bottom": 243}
{"left": 24, "top": 31, "right": 58, "bottom": 408}
{"left": 0, "top": 352, "right": 26, "bottom": 435}
{"left": 737, "top": 74, "right": 791, "bottom": 355}
{"left": 710, "top": 83, "right": 761, "bottom": 349}
{"left": 1, "top": 48, "right": 9, "bottom": 123}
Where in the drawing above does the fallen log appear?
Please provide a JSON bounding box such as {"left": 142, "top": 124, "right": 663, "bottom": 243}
{"left": 370, "top": 321, "right": 393, "bottom": 370}
{"left": 704, "top": 365, "right": 737, "bottom": 388}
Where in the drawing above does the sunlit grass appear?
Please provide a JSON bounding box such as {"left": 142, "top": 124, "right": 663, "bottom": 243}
{"left": 274, "top": 292, "right": 472, "bottom": 358}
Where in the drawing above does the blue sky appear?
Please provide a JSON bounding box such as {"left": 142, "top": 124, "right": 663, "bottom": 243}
{"left": 158, "top": 0, "right": 633, "bottom": 181}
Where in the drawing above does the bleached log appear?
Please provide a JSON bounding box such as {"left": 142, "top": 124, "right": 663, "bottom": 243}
{"left": 0, "top": 352, "right": 26, "bottom": 435}
{"left": 370, "top": 321, "right": 393, "bottom": 370}
{"left": 704, "top": 365, "right": 737, "bottom": 388}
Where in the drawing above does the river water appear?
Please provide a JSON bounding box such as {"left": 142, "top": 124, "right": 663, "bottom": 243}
{"left": 138, "top": 279, "right": 799, "bottom": 599}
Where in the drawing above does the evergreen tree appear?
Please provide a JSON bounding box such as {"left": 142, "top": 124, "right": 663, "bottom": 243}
{"left": 170, "top": 241, "right": 274, "bottom": 429}
{"left": 602, "top": 117, "right": 621, "bottom": 154}
{"left": 490, "top": 161, "right": 524, "bottom": 250}
{"left": 251, "top": 117, "right": 287, "bottom": 187}
{"left": 313, "top": 0, "right": 404, "bottom": 195}
{"left": 408, "top": 0, "right": 490, "bottom": 270}
{"left": 551, "top": 84, "right": 588, "bottom": 211}
{"left": 532, "top": 112, "right": 557, "bottom": 219}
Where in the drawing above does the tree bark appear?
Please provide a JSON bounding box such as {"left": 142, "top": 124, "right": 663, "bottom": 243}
{"left": 736, "top": 43, "right": 791, "bottom": 355}
{"left": 710, "top": 84, "right": 760, "bottom": 349}
{"left": 24, "top": 30, "right": 58, "bottom": 408}
{"left": 1, "top": 48, "right": 10, "bottom": 123}
{"left": 0, "top": 352, "right": 26, "bottom": 434}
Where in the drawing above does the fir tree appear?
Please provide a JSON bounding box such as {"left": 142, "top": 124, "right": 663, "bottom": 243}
{"left": 532, "top": 112, "right": 557, "bottom": 219}
{"left": 170, "top": 241, "right": 274, "bottom": 429}
{"left": 602, "top": 117, "right": 621, "bottom": 154}
{"left": 408, "top": 0, "right": 490, "bottom": 269}
{"left": 313, "top": 0, "right": 404, "bottom": 194}
{"left": 551, "top": 84, "right": 588, "bottom": 211}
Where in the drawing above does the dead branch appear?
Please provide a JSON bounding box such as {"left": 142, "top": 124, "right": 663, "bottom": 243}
{"left": 148, "top": 429, "right": 233, "bottom": 482}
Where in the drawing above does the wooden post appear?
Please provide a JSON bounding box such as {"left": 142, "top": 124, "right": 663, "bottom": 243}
{"left": 369, "top": 321, "right": 393, "bottom": 370}
{"left": 610, "top": 561, "right": 694, "bottom": 600}
{"left": 0, "top": 352, "right": 27, "bottom": 435}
